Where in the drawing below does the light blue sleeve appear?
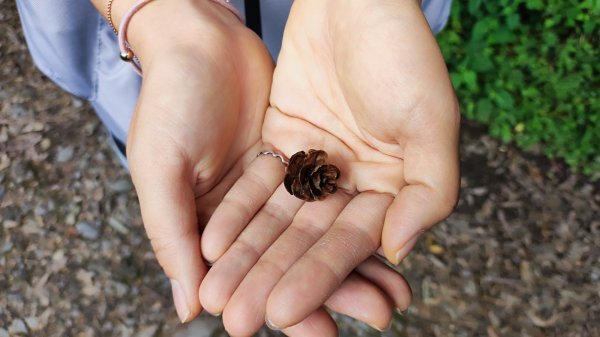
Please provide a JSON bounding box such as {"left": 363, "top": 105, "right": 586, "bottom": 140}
{"left": 16, "top": 0, "right": 99, "bottom": 98}
{"left": 16, "top": 0, "right": 140, "bottom": 143}
{"left": 422, "top": 0, "right": 453, "bottom": 34}
{"left": 16, "top": 0, "right": 451, "bottom": 146}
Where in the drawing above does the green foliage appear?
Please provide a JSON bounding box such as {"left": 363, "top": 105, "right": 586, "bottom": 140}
{"left": 437, "top": 0, "right": 600, "bottom": 175}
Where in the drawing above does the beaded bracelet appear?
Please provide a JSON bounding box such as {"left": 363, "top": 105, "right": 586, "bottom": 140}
{"left": 115, "top": 0, "right": 244, "bottom": 76}
{"left": 107, "top": 0, "right": 118, "bottom": 34}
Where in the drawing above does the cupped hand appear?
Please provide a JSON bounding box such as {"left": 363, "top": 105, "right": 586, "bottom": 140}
{"left": 201, "top": 0, "right": 460, "bottom": 332}
{"left": 122, "top": 0, "right": 273, "bottom": 322}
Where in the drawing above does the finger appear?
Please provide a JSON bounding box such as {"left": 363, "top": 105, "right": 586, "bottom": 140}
{"left": 324, "top": 273, "right": 394, "bottom": 332}
{"left": 201, "top": 153, "right": 287, "bottom": 263}
{"left": 382, "top": 130, "right": 460, "bottom": 264}
{"left": 266, "top": 192, "right": 393, "bottom": 329}
{"left": 282, "top": 273, "right": 397, "bottom": 336}
{"left": 355, "top": 256, "right": 412, "bottom": 312}
{"left": 199, "top": 184, "right": 303, "bottom": 315}
{"left": 194, "top": 142, "right": 264, "bottom": 226}
{"left": 281, "top": 309, "right": 338, "bottom": 337}
{"left": 128, "top": 150, "right": 203, "bottom": 323}
{"left": 221, "top": 193, "right": 350, "bottom": 336}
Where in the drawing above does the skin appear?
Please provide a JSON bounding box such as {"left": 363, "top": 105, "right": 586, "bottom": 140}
{"left": 89, "top": 0, "right": 414, "bottom": 334}
{"left": 200, "top": 0, "right": 460, "bottom": 334}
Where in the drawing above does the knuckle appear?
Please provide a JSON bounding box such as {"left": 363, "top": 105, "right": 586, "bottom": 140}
{"left": 244, "top": 169, "right": 273, "bottom": 198}
{"left": 261, "top": 201, "right": 292, "bottom": 225}
{"left": 337, "top": 220, "right": 381, "bottom": 256}
{"left": 293, "top": 220, "right": 326, "bottom": 246}
{"left": 305, "top": 253, "right": 343, "bottom": 284}
{"left": 254, "top": 257, "right": 286, "bottom": 278}
{"left": 220, "top": 196, "right": 253, "bottom": 224}
{"left": 437, "top": 188, "right": 459, "bottom": 220}
{"left": 232, "top": 238, "right": 262, "bottom": 263}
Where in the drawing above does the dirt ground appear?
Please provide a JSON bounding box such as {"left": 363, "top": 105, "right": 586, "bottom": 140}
{"left": 1, "top": 1, "right": 599, "bottom": 336}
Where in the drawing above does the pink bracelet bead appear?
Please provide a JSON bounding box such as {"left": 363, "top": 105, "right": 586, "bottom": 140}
{"left": 118, "top": 0, "right": 244, "bottom": 76}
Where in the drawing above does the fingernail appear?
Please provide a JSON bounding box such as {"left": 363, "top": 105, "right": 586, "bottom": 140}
{"left": 170, "top": 279, "right": 191, "bottom": 323}
{"left": 206, "top": 310, "right": 221, "bottom": 317}
{"left": 265, "top": 316, "right": 281, "bottom": 331}
{"left": 368, "top": 320, "right": 392, "bottom": 332}
{"left": 383, "top": 320, "right": 393, "bottom": 331}
{"left": 395, "top": 307, "right": 409, "bottom": 316}
{"left": 394, "top": 231, "right": 423, "bottom": 264}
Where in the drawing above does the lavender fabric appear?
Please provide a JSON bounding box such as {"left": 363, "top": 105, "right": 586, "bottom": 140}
{"left": 16, "top": 0, "right": 451, "bottom": 146}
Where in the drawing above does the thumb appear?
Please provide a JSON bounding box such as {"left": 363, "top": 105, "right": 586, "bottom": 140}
{"left": 382, "top": 130, "right": 460, "bottom": 265}
{"left": 129, "top": 144, "right": 206, "bottom": 323}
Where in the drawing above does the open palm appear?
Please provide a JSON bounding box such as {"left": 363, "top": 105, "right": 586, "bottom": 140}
{"left": 125, "top": 0, "right": 416, "bottom": 331}
{"left": 201, "top": 0, "right": 460, "bottom": 334}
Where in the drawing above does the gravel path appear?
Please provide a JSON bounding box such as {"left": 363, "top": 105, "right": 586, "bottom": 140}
{"left": 1, "top": 2, "right": 599, "bottom": 336}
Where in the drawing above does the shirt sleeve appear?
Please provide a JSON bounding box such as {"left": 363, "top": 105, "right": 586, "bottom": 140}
{"left": 16, "top": 0, "right": 141, "bottom": 143}
{"left": 422, "top": 0, "right": 452, "bottom": 34}
{"left": 15, "top": 0, "right": 100, "bottom": 98}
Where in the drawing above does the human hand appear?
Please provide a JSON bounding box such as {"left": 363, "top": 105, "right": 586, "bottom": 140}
{"left": 114, "top": 0, "right": 274, "bottom": 322}
{"left": 200, "top": 154, "right": 413, "bottom": 336}
{"left": 112, "top": 0, "right": 412, "bottom": 330}
{"left": 201, "top": 0, "right": 460, "bottom": 332}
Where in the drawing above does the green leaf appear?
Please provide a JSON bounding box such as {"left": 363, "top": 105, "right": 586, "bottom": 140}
{"left": 468, "top": 0, "right": 482, "bottom": 15}
{"left": 525, "top": 0, "right": 544, "bottom": 10}
{"left": 506, "top": 13, "right": 520, "bottom": 30}
{"left": 476, "top": 99, "right": 494, "bottom": 122}
{"left": 471, "top": 20, "right": 489, "bottom": 41}
{"left": 470, "top": 54, "right": 494, "bottom": 72}
{"left": 462, "top": 70, "right": 479, "bottom": 92}
{"left": 583, "top": 20, "right": 596, "bottom": 34}
{"left": 495, "top": 90, "right": 515, "bottom": 110}
{"left": 500, "top": 123, "right": 513, "bottom": 143}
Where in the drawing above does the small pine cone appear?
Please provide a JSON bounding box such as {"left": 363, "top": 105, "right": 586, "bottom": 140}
{"left": 284, "top": 149, "right": 340, "bottom": 201}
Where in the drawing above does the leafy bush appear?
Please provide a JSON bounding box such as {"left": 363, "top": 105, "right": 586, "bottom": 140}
{"left": 437, "top": 0, "right": 600, "bottom": 175}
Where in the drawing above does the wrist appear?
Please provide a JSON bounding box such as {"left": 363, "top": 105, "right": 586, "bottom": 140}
{"left": 103, "top": 0, "right": 245, "bottom": 64}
